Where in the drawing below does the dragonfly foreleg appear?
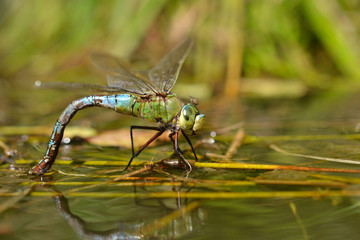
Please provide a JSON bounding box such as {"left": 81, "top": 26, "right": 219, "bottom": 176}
{"left": 180, "top": 130, "right": 199, "bottom": 162}
{"left": 124, "top": 128, "right": 165, "bottom": 171}
{"left": 168, "top": 132, "right": 184, "bottom": 155}
{"left": 174, "top": 131, "right": 192, "bottom": 171}
{"left": 170, "top": 131, "right": 198, "bottom": 162}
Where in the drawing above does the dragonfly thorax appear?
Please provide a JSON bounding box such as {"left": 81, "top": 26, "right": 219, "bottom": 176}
{"left": 129, "top": 94, "right": 182, "bottom": 125}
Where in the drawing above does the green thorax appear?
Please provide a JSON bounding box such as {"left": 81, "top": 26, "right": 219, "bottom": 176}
{"left": 114, "top": 94, "right": 183, "bottom": 124}
{"left": 135, "top": 94, "right": 183, "bottom": 124}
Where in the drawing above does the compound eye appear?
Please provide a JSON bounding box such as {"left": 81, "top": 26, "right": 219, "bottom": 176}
{"left": 182, "top": 105, "right": 193, "bottom": 121}
{"left": 180, "top": 105, "right": 197, "bottom": 131}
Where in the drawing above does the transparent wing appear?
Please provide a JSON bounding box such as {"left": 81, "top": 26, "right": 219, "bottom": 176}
{"left": 106, "top": 75, "right": 153, "bottom": 96}
{"left": 91, "top": 52, "right": 159, "bottom": 95}
{"left": 148, "top": 39, "right": 193, "bottom": 93}
{"left": 34, "top": 81, "right": 130, "bottom": 93}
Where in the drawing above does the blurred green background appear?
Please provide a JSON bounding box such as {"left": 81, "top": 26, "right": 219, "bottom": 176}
{"left": 1, "top": 0, "right": 360, "bottom": 125}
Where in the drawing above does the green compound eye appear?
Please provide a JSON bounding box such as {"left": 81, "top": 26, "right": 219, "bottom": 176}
{"left": 183, "top": 105, "right": 194, "bottom": 121}
{"left": 179, "top": 104, "right": 197, "bottom": 131}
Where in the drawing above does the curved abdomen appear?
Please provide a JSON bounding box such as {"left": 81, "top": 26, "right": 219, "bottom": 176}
{"left": 32, "top": 94, "right": 182, "bottom": 174}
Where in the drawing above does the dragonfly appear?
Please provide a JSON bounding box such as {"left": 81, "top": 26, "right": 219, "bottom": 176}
{"left": 32, "top": 39, "right": 205, "bottom": 174}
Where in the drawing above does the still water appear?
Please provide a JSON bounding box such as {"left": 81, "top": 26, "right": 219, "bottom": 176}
{"left": 1, "top": 84, "right": 360, "bottom": 239}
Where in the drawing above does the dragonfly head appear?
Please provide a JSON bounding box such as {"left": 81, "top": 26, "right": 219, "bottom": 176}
{"left": 179, "top": 103, "right": 205, "bottom": 134}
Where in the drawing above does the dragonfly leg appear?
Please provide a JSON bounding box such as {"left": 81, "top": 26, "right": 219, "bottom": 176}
{"left": 180, "top": 130, "right": 199, "bottom": 162}
{"left": 173, "top": 130, "right": 192, "bottom": 171}
{"left": 168, "top": 132, "right": 184, "bottom": 154}
{"left": 130, "top": 126, "right": 161, "bottom": 156}
{"left": 124, "top": 128, "right": 165, "bottom": 171}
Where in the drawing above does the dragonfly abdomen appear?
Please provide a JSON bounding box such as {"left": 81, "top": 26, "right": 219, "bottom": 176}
{"left": 33, "top": 95, "right": 121, "bottom": 174}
